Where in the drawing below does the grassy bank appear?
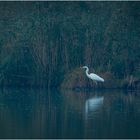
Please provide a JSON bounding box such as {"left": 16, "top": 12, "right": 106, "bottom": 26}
{"left": 61, "top": 68, "right": 140, "bottom": 90}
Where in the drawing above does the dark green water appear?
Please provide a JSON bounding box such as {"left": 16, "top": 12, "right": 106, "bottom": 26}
{"left": 0, "top": 88, "right": 140, "bottom": 139}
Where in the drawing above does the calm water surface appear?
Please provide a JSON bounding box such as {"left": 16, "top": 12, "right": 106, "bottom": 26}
{"left": 0, "top": 88, "right": 140, "bottom": 138}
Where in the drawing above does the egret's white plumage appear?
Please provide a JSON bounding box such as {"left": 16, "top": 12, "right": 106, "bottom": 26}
{"left": 82, "top": 66, "right": 104, "bottom": 83}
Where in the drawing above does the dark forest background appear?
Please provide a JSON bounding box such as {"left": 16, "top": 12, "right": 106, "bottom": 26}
{"left": 0, "top": 2, "right": 140, "bottom": 89}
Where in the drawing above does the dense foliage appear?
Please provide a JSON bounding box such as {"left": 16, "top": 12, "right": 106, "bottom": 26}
{"left": 0, "top": 2, "right": 140, "bottom": 88}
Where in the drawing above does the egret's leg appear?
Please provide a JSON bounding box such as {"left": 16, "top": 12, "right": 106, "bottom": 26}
{"left": 94, "top": 81, "right": 97, "bottom": 85}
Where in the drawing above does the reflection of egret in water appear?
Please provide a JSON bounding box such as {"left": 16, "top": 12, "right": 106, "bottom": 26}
{"left": 85, "top": 96, "right": 104, "bottom": 119}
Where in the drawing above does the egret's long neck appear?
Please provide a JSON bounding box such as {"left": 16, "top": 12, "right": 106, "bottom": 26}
{"left": 85, "top": 67, "right": 90, "bottom": 77}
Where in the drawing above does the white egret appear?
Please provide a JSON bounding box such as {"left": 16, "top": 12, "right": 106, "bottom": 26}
{"left": 82, "top": 66, "right": 104, "bottom": 84}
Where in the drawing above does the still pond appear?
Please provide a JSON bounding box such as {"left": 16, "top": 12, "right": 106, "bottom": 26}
{"left": 0, "top": 88, "right": 140, "bottom": 138}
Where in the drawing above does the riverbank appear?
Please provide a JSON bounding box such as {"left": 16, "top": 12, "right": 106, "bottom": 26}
{"left": 61, "top": 68, "right": 140, "bottom": 90}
